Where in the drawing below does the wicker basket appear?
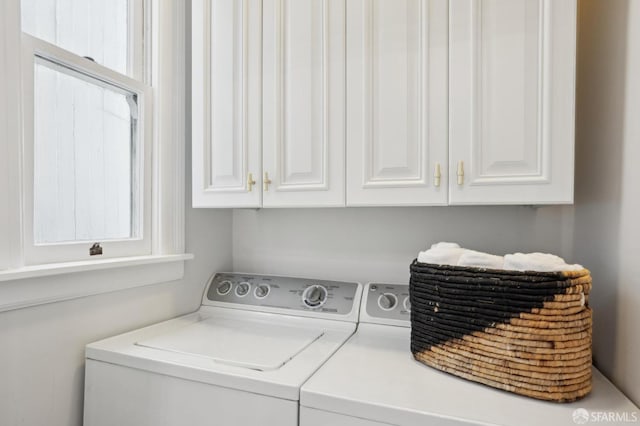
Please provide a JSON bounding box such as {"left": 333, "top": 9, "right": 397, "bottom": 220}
{"left": 410, "top": 260, "right": 593, "bottom": 402}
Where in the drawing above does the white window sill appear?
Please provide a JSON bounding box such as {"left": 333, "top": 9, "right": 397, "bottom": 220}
{"left": 0, "top": 254, "right": 194, "bottom": 313}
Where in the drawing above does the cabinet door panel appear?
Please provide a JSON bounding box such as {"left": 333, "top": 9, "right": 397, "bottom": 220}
{"left": 192, "top": 0, "right": 262, "bottom": 207}
{"left": 450, "top": 0, "right": 576, "bottom": 204}
{"left": 263, "top": 0, "right": 345, "bottom": 207}
{"left": 346, "top": 0, "right": 448, "bottom": 206}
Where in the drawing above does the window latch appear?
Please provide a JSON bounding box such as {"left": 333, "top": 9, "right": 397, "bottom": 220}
{"left": 90, "top": 243, "right": 103, "bottom": 256}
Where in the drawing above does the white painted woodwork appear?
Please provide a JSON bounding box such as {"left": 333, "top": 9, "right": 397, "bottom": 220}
{"left": 17, "top": 0, "right": 149, "bottom": 258}
{"left": 0, "top": 0, "right": 189, "bottom": 303}
{"left": 0, "top": 44, "right": 8, "bottom": 268}
{"left": 15, "top": 0, "right": 186, "bottom": 266}
{"left": 346, "top": 0, "right": 449, "bottom": 206}
{"left": 0, "top": 0, "right": 22, "bottom": 270}
{"left": 192, "top": 0, "right": 576, "bottom": 208}
{"left": 1, "top": 0, "right": 185, "bottom": 272}
{"left": 192, "top": 0, "right": 262, "bottom": 208}
{"left": 262, "top": 0, "right": 346, "bottom": 207}
{"left": 151, "top": 0, "right": 187, "bottom": 254}
{"left": 449, "top": 0, "right": 577, "bottom": 204}
{"left": 0, "top": 254, "right": 191, "bottom": 312}
{"left": 0, "top": 0, "right": 192, "bottom": 308}
{"left": 21, "top": 35, "right": 153, "bottom": 264}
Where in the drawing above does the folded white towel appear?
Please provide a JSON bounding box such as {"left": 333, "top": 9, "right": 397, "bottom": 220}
{"left": 503, "top": 252, "right": 583, "bottom": 272}
{"left": 458, "top": 250, "right": 504, "bottom": 270}
{"left": 430, "top": 242, "right": 461, "bottom": 250}
{"left": 417, "top": 242, "right": 584, "bottom": 273}
{"left": 417, "top": 246, "right": 466, "bottom": 266}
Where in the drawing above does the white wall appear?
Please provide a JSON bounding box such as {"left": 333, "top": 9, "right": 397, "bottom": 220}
{"left": 233, "top": 206, "right": 575, "bottom": 284}
{"left": 571, "top": 0, "right": 640, "bottom": 406}
{"left": 0, "top": 2, "right": 233, "bottom": 424}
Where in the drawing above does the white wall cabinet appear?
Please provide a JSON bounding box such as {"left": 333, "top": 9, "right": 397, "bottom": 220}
{"left": 262, "top": 0, "right": 346, "bottom": 207}
{"left": 449, "top": 0, "right": 577, "bottom": 205}
{"left": 192, "top": 0, "right": 262, "bottom": 208}
{"left": 346, "top": 0, "right": 449, "bottom": 206}
{"left": 347, "top": 0, "right": 576, "bottom": 206}
{"left": 193, "top": 0, "right": 345, "bottom": 208}
{"left": 193, "top": 0, "right": 577, "bottom": 208}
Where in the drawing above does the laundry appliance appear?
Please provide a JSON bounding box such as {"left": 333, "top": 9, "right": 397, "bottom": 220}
{"left": 300, "top": 283, "right": 639, "bottom": 426}
{"left": 84, "top": 273, "right": 362, "bottom": 426}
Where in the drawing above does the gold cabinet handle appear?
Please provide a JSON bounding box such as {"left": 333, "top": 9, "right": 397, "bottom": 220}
{"left": 434, "top": 162, "right": 442, "bottom": 187}
{"left": 263, "top": 172, "right": 272, "bottom": 191}
{"left": 247, "top": 172, "right": 256, "bottom": 192}
{"left": 457, "top": 161, "right": 464, "bottom": 186}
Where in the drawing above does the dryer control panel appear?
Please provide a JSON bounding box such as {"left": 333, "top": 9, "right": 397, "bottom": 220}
{"left": 363, "top": 283, "right": 411, "bottom": 325}
{"left": 204, "top": 273, "right": 361, "bottom": 317}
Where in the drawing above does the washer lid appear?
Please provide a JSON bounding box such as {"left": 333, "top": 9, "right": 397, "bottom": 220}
{"left": 135, "top": 316, "right": 324, "bottom": 371}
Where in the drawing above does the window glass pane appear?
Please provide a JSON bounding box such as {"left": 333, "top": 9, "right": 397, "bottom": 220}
{"left": 33, "top": 57, "right": 138, "bottom": 244}
{"left": 21, "top": 0, "right": 129, "bottom": 75}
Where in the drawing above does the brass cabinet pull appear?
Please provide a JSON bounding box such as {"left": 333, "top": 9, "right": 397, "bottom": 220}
{"left": 263, "top": 172, "right": 272, "bottom": 191}
{"left": 434, "top": 163, "right": 442, "bottom": 187}
{"left": 247, "top": 172, "right": 256, "bottom": 192}
{"left": 457, "top": 161, "right": 464, "bottom": 186}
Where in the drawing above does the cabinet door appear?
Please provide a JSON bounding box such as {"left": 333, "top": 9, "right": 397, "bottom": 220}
{"left": 449, "top": 0, "right": 577, "bottom": 205}
{"left": 346, "top": 0, "right": 448, "bottom": 206}
{"left": 192, "top": 0, "right": 262, "bottom": 208}
{"left": 262, "top": 0, "right": 346, "bottom": 207}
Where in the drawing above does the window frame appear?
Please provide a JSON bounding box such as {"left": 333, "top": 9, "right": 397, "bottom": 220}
{"left": 21, "top": 34, "right": 154, "bottom": 264}
{"left": 129, "top": 0, "right": 146, "bottom": 81}
{"left": 0, "top": 0, "right": 188, "bottom": 309}
{"left": 0, "top": 0, "right": 22, "bottom": 271}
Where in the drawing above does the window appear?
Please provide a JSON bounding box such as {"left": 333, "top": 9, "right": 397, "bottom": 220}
{"left": 20, "top": 0, "right": 152, "bottom": 264}
{"left": 33, "top": 58, "right": 139, "bottom": 244}
{"left": 0, "top": 0, "right": 187, "bottom": 309}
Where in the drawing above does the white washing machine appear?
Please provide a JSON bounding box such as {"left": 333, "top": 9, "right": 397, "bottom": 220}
{"left": 301, "top": 283, "right": 639, "bottom": 426}
{"left": 84, "top": 273, "right": 362, "bottom": 426}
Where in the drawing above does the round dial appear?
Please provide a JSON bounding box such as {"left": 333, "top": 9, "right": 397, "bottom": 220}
{"left": 254, "top": 283, "right": 270, "bottom": 299}
{"left": 378, "top": 293, "right": 398, "bottom": 311}
{"left": 403, "top": 296, "right": 411, "bottom": 312}
{"left": 235, "top": 282, "right": 251, "bottom": 297}
{"left": 302, "top": 285, "right": 328, "bottom": 309}
{"left": 216, "top": 280, "right": 232, "bottom": 296}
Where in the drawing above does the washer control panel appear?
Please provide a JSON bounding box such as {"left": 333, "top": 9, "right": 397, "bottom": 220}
{"left": 366, "top": 283, "right": 410, "bottom": 320}
{"left": 205, "top": 273, "right": 359, "bottom": 315}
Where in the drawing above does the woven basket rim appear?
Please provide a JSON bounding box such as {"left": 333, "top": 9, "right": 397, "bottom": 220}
{"left": 412, "top": 259, "right": 590, "bottom": 278}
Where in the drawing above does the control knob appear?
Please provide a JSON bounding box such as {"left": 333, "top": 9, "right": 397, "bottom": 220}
{"left": 254, "top": 283, "right": 270, "bottom": 299}
{"left": 378, "top": 293, "right": 398, "bottom": 311}
{"left": 216, "top": 280, "right": 232, "bottom": 296}
{"left": 403, "top": 296, "right": 411, "bottom": 312}
{"left": 235, "top": 282, "right": 251, "bottom": 297}
{"left": 303, "top": 285, "right": 328, "bottom": 308}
